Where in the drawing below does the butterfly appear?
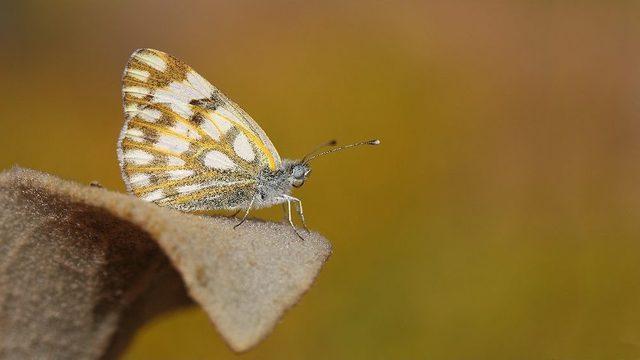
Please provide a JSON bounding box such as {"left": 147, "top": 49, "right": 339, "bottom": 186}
{"left": 117, "top": 48, "right": 379, "bottom": 238}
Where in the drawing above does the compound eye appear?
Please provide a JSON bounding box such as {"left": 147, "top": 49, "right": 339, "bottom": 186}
{"left": 292, "top": 166, "right": 305, "bottom": 178}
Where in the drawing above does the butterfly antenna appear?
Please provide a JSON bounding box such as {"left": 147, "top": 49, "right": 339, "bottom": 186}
{"left": 303, "top": 139, "right": 380, "bottom": 164}
{"left": 301, "top": 139, "right": 338, "bottom": 163}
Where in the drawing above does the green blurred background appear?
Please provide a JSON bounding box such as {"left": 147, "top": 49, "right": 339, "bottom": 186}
{"left": 2, "top": 1, "right": 640, "bottom": 359}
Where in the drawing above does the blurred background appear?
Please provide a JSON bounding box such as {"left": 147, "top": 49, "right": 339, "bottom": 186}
{"left": 2, "top": 0, "right": 640, "bottom": 359}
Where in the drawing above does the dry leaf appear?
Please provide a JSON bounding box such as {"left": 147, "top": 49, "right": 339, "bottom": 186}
{"left": 0, "top": 167, "right": 331, "bottom": 358}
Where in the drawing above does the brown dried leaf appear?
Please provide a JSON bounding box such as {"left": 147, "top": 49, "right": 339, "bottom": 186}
{"left": 0, "top": 167, "right": 331, "bottom": 358}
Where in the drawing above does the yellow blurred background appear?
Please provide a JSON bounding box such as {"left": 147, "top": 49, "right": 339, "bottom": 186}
{"left": 2, "top": 1, "right": 640, "bottom": 359}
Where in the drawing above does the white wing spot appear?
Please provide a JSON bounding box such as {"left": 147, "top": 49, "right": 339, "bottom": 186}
{"left": 176, "top": 183, "right": 203, "bottom": 194}
{"left": 186, "top": 71, "right": 213, "bottom": 97}
{"left": 124, "top": 86, "right": 152, "bottom": 97}
{"left": 126, "top": 128, "right": 145, "bottom": 142}
{"left": 136, "top": 52, "right": 167, "bottom": 72}
{"left": 153, "top": 95, "right": 193, "bottom": 119}
{"left": 171, "top": 122, "right": 201, "bottom": 140}
{"left": 233, "top": 132, "right": 255, "bottom": 162}
{"left": 129, "top": 173, "right": 151, "bottom": 186}
{"left": 142, "top": 189, "right": 165, "bottom": 202}
{"left": 127, "top": 68, "right": 150, "bottom": 82}
{"left": 124, "top": 150, "right": 154, "bottom": 165}
{"left": 200, "top": 120, "right": 221, "bottom": 141}
{"left": 208, "top": 110, "right": 233, "bottom": 133}
{"left": 168, "top": 81, "right": 202, "bottom": 103}
{"left": 138, "top": 108, "right": 162, "bottom": 123}
{"left": 154, "top": 81, "right": 204, "bottom": 119}
{"left": 125, "top": 106, "right": 162, "bottom": 123}
{"left": 156, "top": 134, "right": 190, "bottom": 153}
{"left": 167, "top": 169, "right": 194, "bottom": 180}
{"left": 203, "top": 150, "right": 237, "bottom": 170}
{"left": 167, "top": 156, "right": 185, "bottom": 166}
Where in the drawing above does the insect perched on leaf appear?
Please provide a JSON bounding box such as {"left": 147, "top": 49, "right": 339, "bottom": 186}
{"left": 117, "top": 48, "right": 379, "bottom": 238}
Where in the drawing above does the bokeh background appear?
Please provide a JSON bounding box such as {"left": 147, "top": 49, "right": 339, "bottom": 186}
{"left": 2, "top": 1, "right": 640, "bottom": 359}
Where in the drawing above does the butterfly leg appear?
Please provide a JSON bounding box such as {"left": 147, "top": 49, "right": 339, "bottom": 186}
{"left": 234, "top": 197, "right": 255, "bottom": 229}
{"left": 285, "top": 198, "right": 305, "bottom": 240}
{"left": 284, "top": 195, "right": 309, "bottom": 233}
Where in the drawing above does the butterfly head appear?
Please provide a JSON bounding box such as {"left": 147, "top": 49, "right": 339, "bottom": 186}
{"left": 288, "top": 162, "right": 312, "bottom": 188}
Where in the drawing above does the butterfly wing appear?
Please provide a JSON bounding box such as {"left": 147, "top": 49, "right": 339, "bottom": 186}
{"left": 117, "top": 48, "right": 282, "bottom": 211}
